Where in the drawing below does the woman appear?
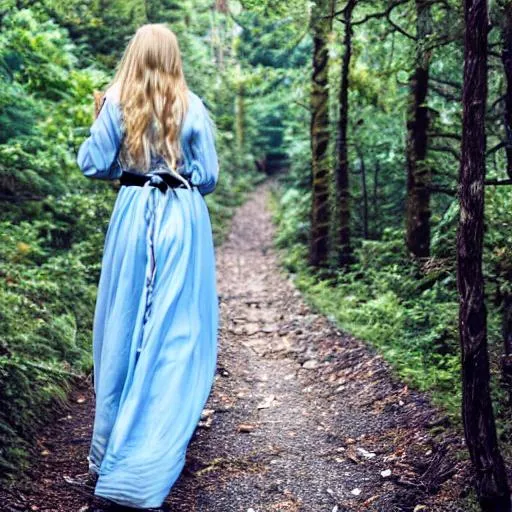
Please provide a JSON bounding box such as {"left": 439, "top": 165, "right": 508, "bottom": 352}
{"left": 74, "top": 23, "right": 219, "bottom": 510}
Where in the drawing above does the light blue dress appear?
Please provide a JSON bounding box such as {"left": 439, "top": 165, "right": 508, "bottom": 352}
{"left": 76, "top": 89, "right": 219, "bottom": 509}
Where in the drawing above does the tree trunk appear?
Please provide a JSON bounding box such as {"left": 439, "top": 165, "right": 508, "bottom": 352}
{"left": 233, "top": 51, "right": 245, "bottom": 155}
{"left": 500, "top": 2, "right": 512, "bottom": 391}
{"left": 357, "top": 148, "right": 369, "bottom": 239}
{"left": 373, "top": 160, "right": 380, "bottom": 238}
{"left": 235, "top": 87, "right": 245, "bottom": 153}
{"left": 335, "top": 0, "right": 356, "bottom": 266}
{"left": 502, "top": 289, "right": 512, "bottom": 398}
{"left": 458, "top": 1, "right": 511, "bottom": 509}
{"left": 405, "top": 0, "right": 432, "bottom": 258}
{"left": 502, "top": 2, "right": 512, "bottom": 179}
{"left": 309, "top": 0, "right": 334, "bottom": 267}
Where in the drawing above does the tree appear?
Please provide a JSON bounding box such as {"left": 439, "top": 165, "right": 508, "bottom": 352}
{"left": 309, "top": 0, "right": 334, "bottom": 267}
{"left": 334, "top": 0, "right": 356, "bottom": 266}
{"left": 405, "top": 0, "right": 433, "bottom": 258}
{"left": 457, "top": 0, "right": 511, "bottom": 509}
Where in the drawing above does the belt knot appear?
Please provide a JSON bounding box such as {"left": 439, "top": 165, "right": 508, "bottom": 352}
{"left": 144, "top": 174, "right": 168, "bottom": 193}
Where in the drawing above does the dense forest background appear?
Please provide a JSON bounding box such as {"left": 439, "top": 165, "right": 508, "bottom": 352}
{"left": 1, "top": 0, "right": 512, "bottom": 509}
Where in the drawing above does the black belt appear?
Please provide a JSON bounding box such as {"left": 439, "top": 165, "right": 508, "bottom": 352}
{"left": 119, "top": 170, "right": 194, "bottom": 193}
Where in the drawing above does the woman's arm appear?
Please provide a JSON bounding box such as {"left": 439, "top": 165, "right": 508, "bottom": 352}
{"left": 76, "top": 93, "right": 124, "bottom": 180}
{"left": 189, "top": 98, "right": 219, "bottom": 196}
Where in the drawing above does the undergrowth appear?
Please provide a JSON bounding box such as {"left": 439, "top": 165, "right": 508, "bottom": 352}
{"left": 268, "top": 179, "right": 512, "bottom": 438}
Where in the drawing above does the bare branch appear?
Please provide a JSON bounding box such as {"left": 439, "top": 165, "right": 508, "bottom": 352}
{"left": 428, "top": 185, "right": 457, "bottom": 195}
{"left": 487, "top": 142, "right": 506, "bottom": 156}
{"left": 430, "top": 83, "right": 460, "bottom": 101}
{"left": 485, "top": 178, "right": 512, "bottom": 186}
{"left": 429, "top": 132, "right": 461, "bottom": 141}
{"left": 430, "top": 76, "right": 462, "bottom": 89}
{"left": 430, "top": 145, "right": 461, "bottom": 160}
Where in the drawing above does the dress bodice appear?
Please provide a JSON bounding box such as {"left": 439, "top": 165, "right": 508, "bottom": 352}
{"left": 76, "top": 89, "right": 219, "bottom": 196}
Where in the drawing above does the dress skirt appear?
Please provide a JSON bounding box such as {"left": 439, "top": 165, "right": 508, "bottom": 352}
{"left": 88, "top": 181, "right": 218, "bottom": 508}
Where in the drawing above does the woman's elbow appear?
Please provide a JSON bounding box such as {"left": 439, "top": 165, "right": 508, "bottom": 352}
{"left": 77, "top": 143, "right": 97, "bottom": 178}
{"left": 76, "top": 141, "right": 114, "bottom": 179}
{"left": 199, "top": 167, "right": 219, "bottom": 195}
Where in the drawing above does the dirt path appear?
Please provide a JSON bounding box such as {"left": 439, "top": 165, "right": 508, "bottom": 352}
{"left": 2, "top": 180, "right": 468, "bottom": 512}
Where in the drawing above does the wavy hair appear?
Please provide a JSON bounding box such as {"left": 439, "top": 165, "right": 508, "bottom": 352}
{"left": 105, "top": 23, "right": 189, "bottom": 184}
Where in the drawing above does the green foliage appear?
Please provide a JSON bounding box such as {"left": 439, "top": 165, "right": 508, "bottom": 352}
{"left": 1, "top": 9, "right": 76, "bottom": 100}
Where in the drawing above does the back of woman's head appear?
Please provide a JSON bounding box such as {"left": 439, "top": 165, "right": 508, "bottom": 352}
{"left": 107, "top": 23, "right": 189, "bottom": 175}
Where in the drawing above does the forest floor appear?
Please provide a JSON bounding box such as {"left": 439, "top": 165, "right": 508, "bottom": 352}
{"left": 1, "top": 178, "right": 473, "bottom": 512}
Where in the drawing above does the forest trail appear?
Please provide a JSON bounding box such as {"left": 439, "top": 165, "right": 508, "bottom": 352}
{"left": 2, "top": 179, "right": 467, "bottom": 512}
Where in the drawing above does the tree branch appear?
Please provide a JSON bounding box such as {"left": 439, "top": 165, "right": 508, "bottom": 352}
{"left": 487, "top": 141, "right": 506, "bottom": 156}
{"left": 485, "top": 178, "right": 512, "bottom": 186}
{"left": 429, "top": 132, "right": 461, "bottom": 141}
{"left": 428, "top": 184, "right": 457, "bottom": 195}
{"left": 430, "top": 145, "right": 461, "bottom": 160}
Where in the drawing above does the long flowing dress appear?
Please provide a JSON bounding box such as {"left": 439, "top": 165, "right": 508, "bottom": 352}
{"left": 76, "top": 88, "right": 219, "bottom": 509}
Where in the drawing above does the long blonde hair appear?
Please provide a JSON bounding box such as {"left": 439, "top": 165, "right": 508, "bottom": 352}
{"left": 106, "top": 23, "right": 189, "bottom": 183}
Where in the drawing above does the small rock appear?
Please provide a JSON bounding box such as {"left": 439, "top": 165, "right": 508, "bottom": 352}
{"left": 351, "top": 488, "right": 361, "bottom": 496}
{"left": 302, "top": 359, "right": 319, "bottom": 369}
{"left": 199, "top": 409, "right": 214, "bottom": 428}
{"left": 238, "top": 423, "right": 256, "bottom": 433}
{"left": 356, "top": 447, "right": 376, "bottom": 459}
{"left": 76, "top": 396, "right": 86, "bottom": 404}
{"left": 201, "top": 409, "right": 215, "bottom": 419}
{"left": 332, "top": 507, "right": 339, "bottom": 512}
{"left": 381, "top": 469, "right": 392, "bottom": 478}
{"left": 198, "top": 416, "right": 213, "bottom": 429}
{"left": 257, "top": 394, "right": 276, "bottom": 409}
{"left": 219, "top": 367, "right": 230, "bottom": 377}
{"left": 244, "top": 323, "right": 261, "bottom": 335}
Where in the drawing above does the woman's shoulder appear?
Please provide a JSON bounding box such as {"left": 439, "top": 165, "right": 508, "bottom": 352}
{"left": 184, "top": 90, "right": 212, "bottom": 133}
{"left": 187, "top": 89, "right": 211, "bottom": 115}
{"left": 105, "top": 83, "right": 122, "bottom": 104}
{"left": 97, "top": 84, "right": 123, "bottom": 122}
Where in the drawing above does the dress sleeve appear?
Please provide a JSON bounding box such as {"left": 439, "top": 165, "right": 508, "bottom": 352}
{"left": 76, "top": 95, "right": 124, "bottom": 180}
{"left": 189, "top": 99, "right": 219, "bottom": 196}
